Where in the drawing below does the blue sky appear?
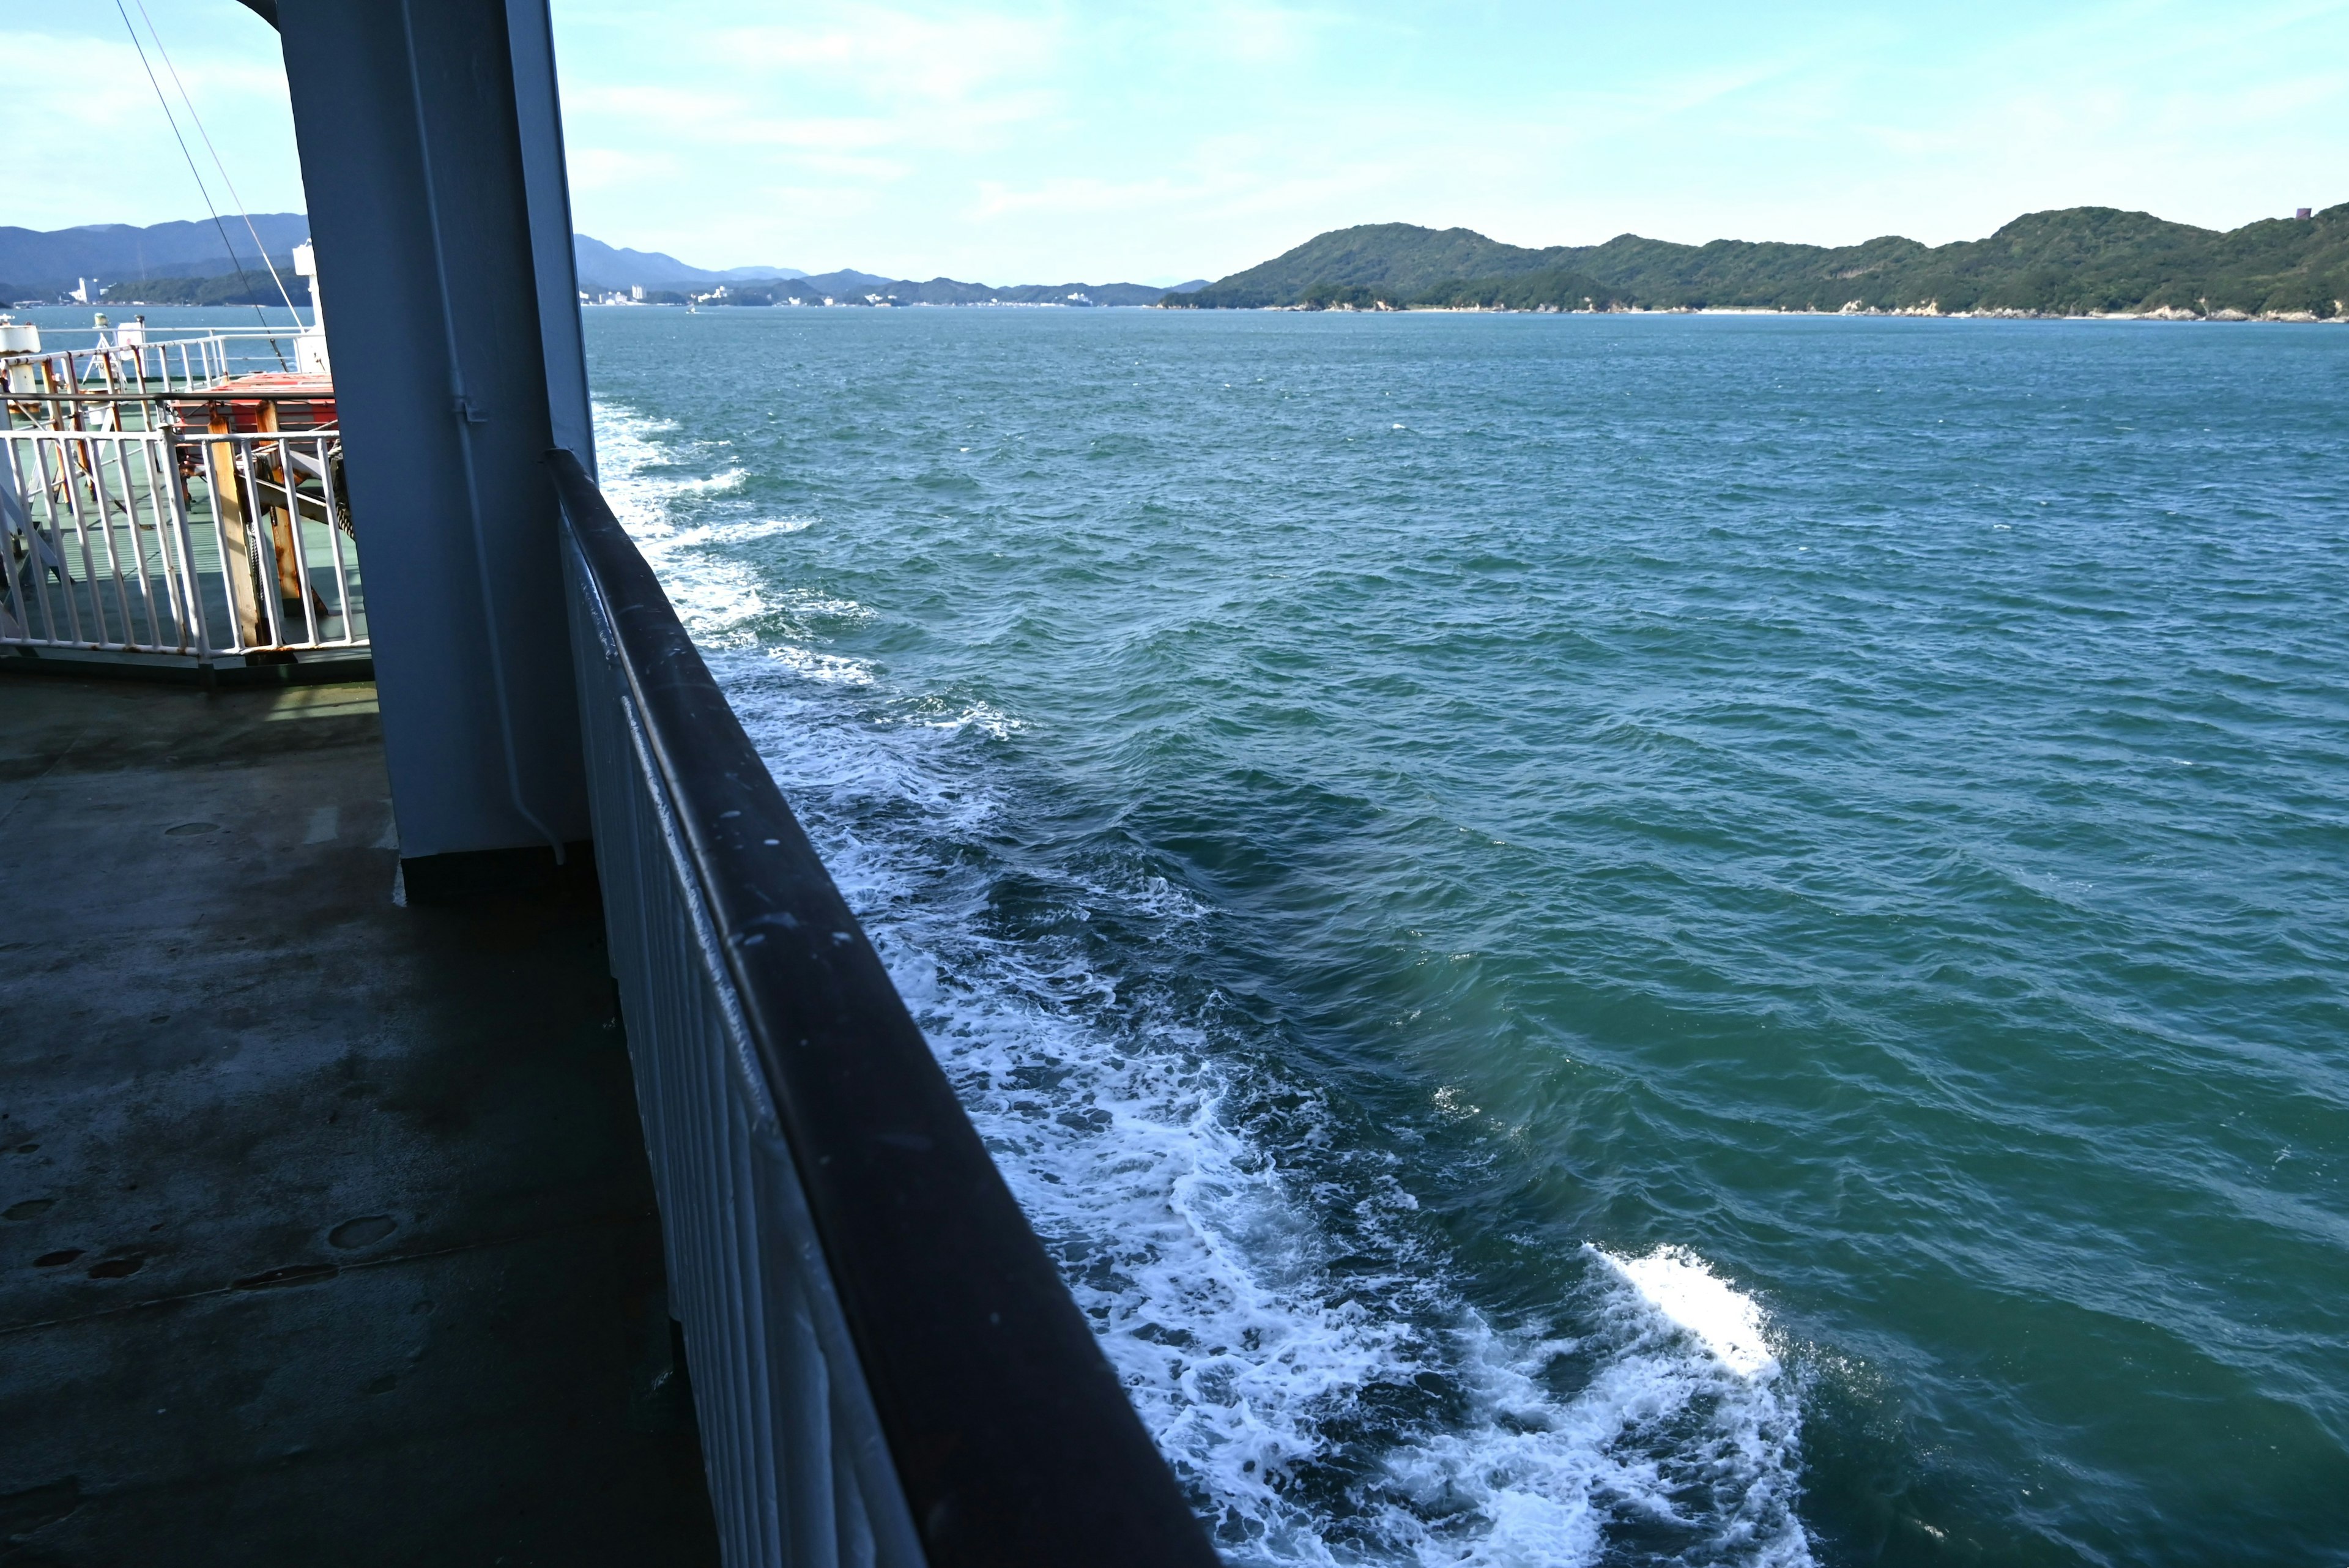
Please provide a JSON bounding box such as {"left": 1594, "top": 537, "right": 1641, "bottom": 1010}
{"left": 13, "top": 0, "right": 2348, "bottom": 284}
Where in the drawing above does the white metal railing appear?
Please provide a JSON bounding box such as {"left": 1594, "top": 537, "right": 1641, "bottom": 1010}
{"left": 0, "top": 424, "right": 365, "bottom": 660}
{"left": 2, "top": 329, "right": 318, "bottom": 414}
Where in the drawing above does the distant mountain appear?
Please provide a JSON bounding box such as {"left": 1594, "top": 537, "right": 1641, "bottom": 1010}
{"left": 795, "top": 269, "right": 897, "bottom": 294}
{"left": 571, "top": 238, "right": 1172, "bottom": 306}
{"left": 98, "top": 271, "right": 304, "bottom": 308}
{"left": 0, "top": 215, "right": 311, "bottom": 293}
{"left": 1172, "top": 206, "right": 2349, "bottom": 319}
{"left": 9, "top": 217, "right": 1186, "bottom": 311}
{"left": 572, "top": 234, "right": 806, "bottom": 290}
{"left": 690, "top": 277, "right": 1170, "bottom": 308}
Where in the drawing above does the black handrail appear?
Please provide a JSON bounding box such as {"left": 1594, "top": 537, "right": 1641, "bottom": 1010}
{"left": 549, "top": 449, "right": 1218, "bottom": 1567}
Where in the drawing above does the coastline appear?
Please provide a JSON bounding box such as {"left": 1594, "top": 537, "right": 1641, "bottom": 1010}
{"left": 561, "top": 297, "right": 2346, "bottom": 321}
{"left": 1168, "top": 300, "right": 2348, "bottom": 323}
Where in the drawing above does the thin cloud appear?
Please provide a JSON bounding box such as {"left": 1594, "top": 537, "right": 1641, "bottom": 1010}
{"left": 24, "top": 0, "right": 2343, "bottom": 284}
{"left": 711, "top": 9, "right": 1063, "bottom": 103}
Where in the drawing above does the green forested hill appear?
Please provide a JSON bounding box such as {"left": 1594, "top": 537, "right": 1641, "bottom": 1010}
{"left": 1195, "top": 223, "right": 1570, "bottom": 304}
{"left": 1171, "top": 205, "right": 2349, "bottom": 318}
{"left": 100, "top": 264, "right": 300, "bottom": 307}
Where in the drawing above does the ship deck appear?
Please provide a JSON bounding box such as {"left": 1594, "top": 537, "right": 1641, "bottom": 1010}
{"left": 0, "top": 674, "right": 718, "bottom": 1564}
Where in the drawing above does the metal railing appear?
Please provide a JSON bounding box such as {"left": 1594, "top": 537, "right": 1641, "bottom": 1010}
{"left": 1, "top": 425, "right": 365, "bottom": 659}
{"left": 3, "top": 329, "right": 316, "bottom": 401}
{"left": 550, "top": 450, "right": 1218, "bottom": 1568}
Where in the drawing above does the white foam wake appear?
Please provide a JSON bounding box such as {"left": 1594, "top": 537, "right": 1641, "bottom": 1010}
{"left": 597, "top": 409, "right": 856, "bottom": 667}
{"left": 1600, "top": 1246, "right": 1781, "bottom": 1378}
{"left": 592, "top": 399, "right": 1813, "bottom": 1567}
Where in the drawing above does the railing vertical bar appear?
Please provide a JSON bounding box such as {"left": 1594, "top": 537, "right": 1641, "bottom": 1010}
{"left": 3, "top": 439, "right": 40, "bottom": 642}
{"left": 667, "top": 905, "right": 743, "bottom": 1565}
{"left": 143, "top": 434, "right": 182, "bottom": 648}
{"left": 718, "top": 1072, "right": 779, "bottom": 1564}
{"left": 0, "top": 440, "right": 33, "bottom": 645}
{"left": 276, "top": 436, "right": 322, "bottom": 645}
{"left": 20, "top": 436, "right": 65, "bottom": 643}
{"left": 760, "top": 1136, "right": 837, "bottom": 1566}
{"left": 686, "top": 1008, "right": 744, "bottom": 1564}
{"left": 733, "top": 1095, "right": 791, "bottom": 1564}
{"left": 105, "top": 437, "right": 163, "bottom": 649}
{"left": 67, "top": 436, "right": 107, "bottom": 645}
{"left": 138, "top": 434, "right": 175, "bottom": 648}
{"left": 142, "top": 436, "right": 180, "bottom": 650}
{"left": 91, "top": 436, "right": 135, "bottom": 648}
{"left": 647, "top": 890, "right": 711, "bottom": 1543}
{"left": 249, "top": 445, "right": 286, "bottom": 650}
{"left": 146, "top": 434, "right": 190, "bottom": 652}
{"left": 712, "top": 1000, "right": 770, "bottom": 1566}
{"left": 18, "top": 438, "right": 65, "bottom": 644}
{"left": 123, "top": 436, "right": 161, "bottom": 648}
{"left": 155, "top": 432, "right": 204, "bottom": 655}
{"left": 317, "top": 439, "right": 357, "bottom": 642}
{"left": 42, "top": 437, "right": 99, "bottom": 647}
{"left": 84, "top": 436, "right": 135, "bottom": 649}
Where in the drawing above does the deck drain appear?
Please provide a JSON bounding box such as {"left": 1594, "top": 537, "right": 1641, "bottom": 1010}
{"left": 3, "top": 1198, "right": 54, "bottom": 1221}
{"left": 233, "top": 1263, "right": 339, "bottom": 1290}
{"left": 33, "top": 1249, "right": 84, "bottom": 1268}
{"left": 328, "top": 1215, "right": 398, "bottom": 1250}
{"left": 86, "top": 1256, "right": 144, "bottom": 1279}
{"left": 164, "top": 822, "right": 221, "bottom": 836}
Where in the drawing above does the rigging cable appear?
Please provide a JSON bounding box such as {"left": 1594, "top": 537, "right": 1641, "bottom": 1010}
{"left": 111, "top": 0, "right": 289, "bottom": 365}
{"left": 132, "top": 0, "right": 302, "bottom": 323}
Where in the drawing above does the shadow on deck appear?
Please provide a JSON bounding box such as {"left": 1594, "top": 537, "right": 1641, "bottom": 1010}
{"left": 0, "top": 676, "right": 719, "bottom": 1565}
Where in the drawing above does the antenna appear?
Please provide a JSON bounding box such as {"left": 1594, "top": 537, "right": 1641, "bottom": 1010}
{"left": 112, "top": 0, "right": 289, "bottom": 363}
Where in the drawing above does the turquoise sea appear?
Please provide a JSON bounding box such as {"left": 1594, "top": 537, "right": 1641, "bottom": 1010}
{"left": 582, "top": 307, "right": 2347, "bottom": 1567}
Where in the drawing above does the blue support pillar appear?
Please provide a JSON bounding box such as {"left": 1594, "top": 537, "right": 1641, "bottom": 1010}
{"left": 275, "top": 0, "right": 592, "bottom": 864}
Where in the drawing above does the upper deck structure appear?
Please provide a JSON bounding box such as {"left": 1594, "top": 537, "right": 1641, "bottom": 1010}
{"left": 1, "top": 2, "right": 1220, "bottom": 1564}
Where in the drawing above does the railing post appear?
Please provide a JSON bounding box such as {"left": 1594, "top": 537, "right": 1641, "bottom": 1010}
{"left": 159, "top": 429, "right": 210, "bottom": 659}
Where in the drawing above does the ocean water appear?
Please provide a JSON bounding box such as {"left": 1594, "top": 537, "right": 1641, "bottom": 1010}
{"left": 580, "top": 308, "right": 2349, "bottom": 1567}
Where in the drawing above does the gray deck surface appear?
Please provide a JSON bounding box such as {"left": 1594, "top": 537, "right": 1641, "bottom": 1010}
{"left": 0, "top": 674, "right": 718, "bottom": 1565}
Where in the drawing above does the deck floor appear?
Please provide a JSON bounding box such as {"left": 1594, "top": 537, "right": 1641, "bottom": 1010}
{"left": 0, "top": 674, "right": 718, "bottom": 1565}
